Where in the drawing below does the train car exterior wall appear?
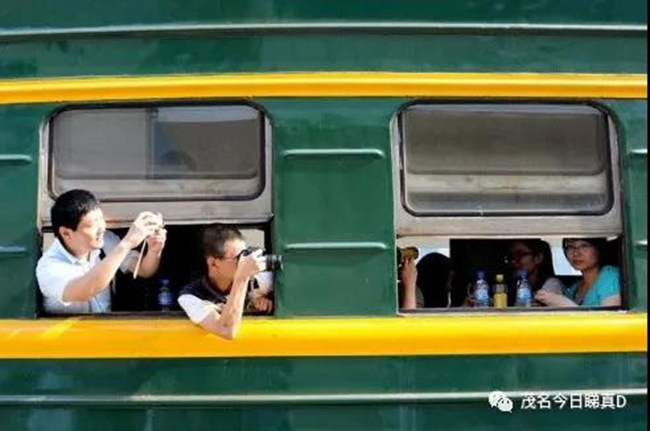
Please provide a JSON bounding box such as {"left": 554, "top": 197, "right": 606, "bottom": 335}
{"left": 0, "top": 1, "right": 647, "bottom": 430}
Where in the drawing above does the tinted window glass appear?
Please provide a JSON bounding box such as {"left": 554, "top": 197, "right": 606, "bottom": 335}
{"left": 401, "top": 104, "right": 612, "bottom": 215}
{"left": 51, "top": 105, "right": 263, "bottom": 200}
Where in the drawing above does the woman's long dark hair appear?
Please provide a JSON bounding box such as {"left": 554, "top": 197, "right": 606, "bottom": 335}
{"left": 515, "top": 239, "right": 556, "bottom": 289}
{"left": 417, "top": 253, "right": 452, "bottom": 308}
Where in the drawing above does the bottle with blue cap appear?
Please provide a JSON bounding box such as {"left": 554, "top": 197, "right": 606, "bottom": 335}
{"left": 515, "top": 270, "right": 532, "bottom": 307}
{"left": 474, "top": 270, "right": 491, "bottom": 308}
{"left": 158, "top": 279, "right": 173, "bottom": 312}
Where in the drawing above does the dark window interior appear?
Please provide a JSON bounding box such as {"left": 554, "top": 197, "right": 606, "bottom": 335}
{"left": 110, "top": 225, "right": 204, "bottom": 312}
{"left": 398, "top": 237, "right": 624, "bottom": 311}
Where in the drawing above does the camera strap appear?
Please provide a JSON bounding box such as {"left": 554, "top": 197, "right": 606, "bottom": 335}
{"left": 98, "top": 248, "right": 117, "bottom": 310}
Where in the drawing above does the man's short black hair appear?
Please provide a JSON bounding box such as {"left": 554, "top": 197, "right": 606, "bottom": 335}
{"left": 51, "top": 190, "right": 101, "bottom": 241}
{"left": 201, "top": 224, "right": 243, "bottom": 258}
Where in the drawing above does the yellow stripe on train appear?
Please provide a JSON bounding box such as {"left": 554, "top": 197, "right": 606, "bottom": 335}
{"left": 0, "top": 72, "right": 646, "bottom": 104}
{"left": 0, "top": 313, "right": 646, "bottom": 359}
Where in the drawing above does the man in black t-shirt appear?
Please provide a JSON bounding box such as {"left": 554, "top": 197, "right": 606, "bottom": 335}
{"left": 178, "top": 224, "right": 273, "bottom": 340}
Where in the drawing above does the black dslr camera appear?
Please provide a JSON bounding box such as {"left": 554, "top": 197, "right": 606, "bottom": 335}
{"left": 239, "top": 247, "right": 283, "bottom": 271}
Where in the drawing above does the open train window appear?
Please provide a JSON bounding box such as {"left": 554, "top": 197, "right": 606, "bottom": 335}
{"left": 394, "top": 102, "right": 625, "bottom": 312}
{"left": 396, "top": 237, "right": 624, "bottom": 311}
{"left": 38, "top": 226, "right": 272, "bottom": 316}
{"left": 38, "top": 103, "right": 275, "bottom": 316}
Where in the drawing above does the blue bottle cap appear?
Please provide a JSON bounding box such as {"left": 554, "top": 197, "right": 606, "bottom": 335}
{"left": 477, "top": 270, "right": 487, "bottom": 279}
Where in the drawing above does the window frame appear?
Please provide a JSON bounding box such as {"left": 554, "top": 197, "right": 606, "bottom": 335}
{"left": 393, "top": 100, "right": 627, "bottom": 313}
{"left": 393, "top": 101, "right": 624, "bottom": 238}
{"left": 39, "top": 101, "right": 274, "bottom": 228}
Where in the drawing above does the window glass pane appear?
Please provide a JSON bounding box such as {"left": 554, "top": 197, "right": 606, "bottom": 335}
{"left": 51, "top": 105, "right": 263, "bottom": 200}
{"left": 401, "top": 104, "right": 613, "bottom": 215}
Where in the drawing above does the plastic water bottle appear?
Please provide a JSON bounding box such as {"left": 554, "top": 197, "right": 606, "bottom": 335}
{"left": 494, "top": 274, "right": 508, "bottom": 309}
{"left": 474, "top": 270, "right": 491, "bottom": 308}
{"left": 158, "top": 279, "right": 173, "bottom": 312}
{"left": 515, "top": 270, "right": 532, "bottom": 308}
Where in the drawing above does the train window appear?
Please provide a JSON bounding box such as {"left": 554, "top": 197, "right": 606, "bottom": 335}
{"left": 400, "top": 104, "right": 612, "bottom": 216}
{"left": 39, "top": 103, "right": 275, "bottom": 317}
{"left": 394, "top": 102, "right": 625, "bottom": 312}
{"left": 49, "top": 105, "right": 263, "bottom": 201}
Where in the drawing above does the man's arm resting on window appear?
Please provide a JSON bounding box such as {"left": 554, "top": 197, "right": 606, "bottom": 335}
{"left": 197, "top": 275, "right": 251, "bottom": 340}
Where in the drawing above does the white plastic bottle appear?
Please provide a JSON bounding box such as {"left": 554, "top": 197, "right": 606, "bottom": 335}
{"left": 515, "top": 270, "right": 532, "bottom": 308}
{"left": 158, "top": 279, "right": 173, "bottom": 312}
{"left": 474, "top": 270, "right": 491, "bottom": 308}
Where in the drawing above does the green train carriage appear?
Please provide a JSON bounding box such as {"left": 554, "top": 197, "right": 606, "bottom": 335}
{"left": 0, "top": 1, "right": 647, "bottom": 429}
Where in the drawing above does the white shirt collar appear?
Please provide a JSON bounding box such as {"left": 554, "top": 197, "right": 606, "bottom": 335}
{"left": 52, "top": 239, "right": 100, "bottom": 265}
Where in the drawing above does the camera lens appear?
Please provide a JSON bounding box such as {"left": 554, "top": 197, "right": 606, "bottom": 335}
{"left": 266, "top": 254, "right": 283, "bottom": 271}
{"left": 239, "top": 247, "right": 283, "bottom": 271}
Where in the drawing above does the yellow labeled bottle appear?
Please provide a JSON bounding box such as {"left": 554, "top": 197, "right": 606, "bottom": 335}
{"left": 494, "top": 274, "right": 508, "bottom": 309}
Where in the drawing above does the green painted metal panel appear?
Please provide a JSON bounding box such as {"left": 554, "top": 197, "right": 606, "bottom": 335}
{"left": 0, "top": 355, "right": 646, "bottom": 430}
{"left": 1, "top": 0, "right": 647, "bottom": 29}
{"left": 1, "top": 401, "right": 647, "bottom": 431}
{"left": 0, "top": 106, "right": 51, "bottom": 318}
{"left": 0, "top": 354, "right": 645, "bottom": 396}
{"left": 0, "top": 3, "right": 646, "bottom": 429}
{"left": 268, "top": 99, "right": 400, "bottom": 316}
{"left": 0, "top": 100, "right": 647, "bottom": 317}
{"left": 0, "top": 34, "right": 646, "bottom": 80}
{"left": 606, "top": 101, "right": 648, "bottom": 311}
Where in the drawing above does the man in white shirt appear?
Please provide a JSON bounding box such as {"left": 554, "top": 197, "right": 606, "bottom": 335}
{"left": 178, "top": 224, "right": 274, "bottom": 340}
{"left": 36, "top": 189, "right": 166, "bottom": 314}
